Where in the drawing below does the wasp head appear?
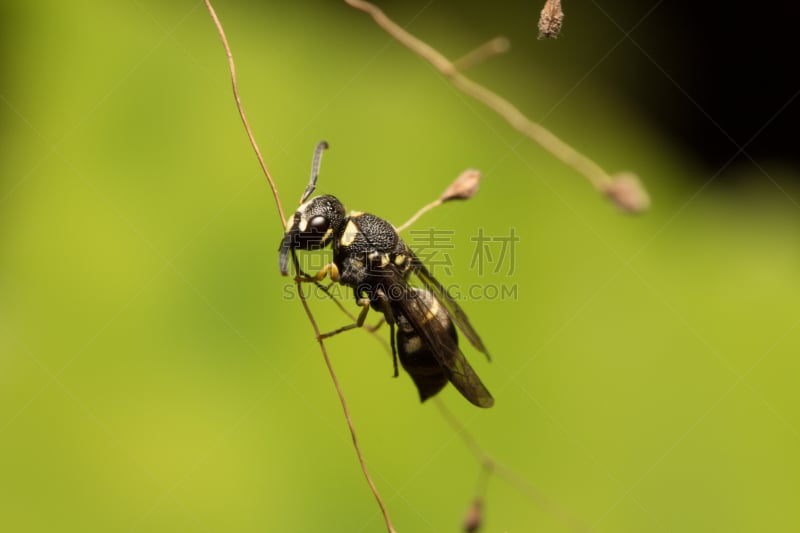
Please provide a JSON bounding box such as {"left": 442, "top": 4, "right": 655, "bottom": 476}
{"left": 279, "top": 195, "right": 345, "bottom": 275}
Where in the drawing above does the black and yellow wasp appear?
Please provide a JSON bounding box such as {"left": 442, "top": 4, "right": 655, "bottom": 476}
{"left": 279, "top": 142, "right": 493, "bottom": 408}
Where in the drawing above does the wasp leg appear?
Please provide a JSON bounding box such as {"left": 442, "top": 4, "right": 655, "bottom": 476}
{"left": 310, "top": 279, "right": 338, "bottom": 300}
{"left": 313, "top": 280, "right": 384, "bottom": 332}
{"left": 295, "top": 262, "right": 340, "bottom": 284}
{"left": 390, "top": 320, "right": 398, "bottom": 377}
{"left": 318, "top": 298, "right": 371, "bottom": 340}
{"left": 364, "top": 317, "right": 385, "bottom": 333}
{"left": 373, "top": 292, "right": 399, "bottom": 378}
{"left": 308, "top": 281, "right": 387, "bottom": 351}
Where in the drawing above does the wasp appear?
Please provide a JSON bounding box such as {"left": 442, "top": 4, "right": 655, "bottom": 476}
{"left": 279, "top": 142, "right": 494, "bottom": 408}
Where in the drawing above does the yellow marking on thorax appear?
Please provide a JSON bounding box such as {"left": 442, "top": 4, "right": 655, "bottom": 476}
{"left": 340, "top": 220, "right": 359, "bottom": 246}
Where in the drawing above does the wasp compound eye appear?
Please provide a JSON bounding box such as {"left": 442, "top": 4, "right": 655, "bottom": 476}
{"left": 308, "top": 215, "right": 329, "bottom": 233}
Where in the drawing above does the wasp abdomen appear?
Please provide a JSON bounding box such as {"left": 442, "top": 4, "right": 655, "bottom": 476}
{"left": 396, "top": 288, "right": 456, "bottom": 402}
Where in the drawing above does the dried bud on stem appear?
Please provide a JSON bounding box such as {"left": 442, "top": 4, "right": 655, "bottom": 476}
{"left": 538, "top": 0, "right": 564, "bottom": 39}
{"left": 441, "top": 169, "right": 481, "bottom": 202}
{"left": 604, "top": 172, "right": 650, "bottom": 213}
{"left": 396, "top": 169, "right": 481, "bottom": 233}
{"left": 346, "top": 0, "right": 650, "bottom": 215}
{"left": 462, "top": 498, "right": 484, "bottom": 533}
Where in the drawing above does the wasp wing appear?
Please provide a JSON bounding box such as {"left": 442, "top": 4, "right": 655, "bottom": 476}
{"left": 407, "top": 250, "right": 490, "bottom": 360}
{"left": 348, "top": 217, "right": 493, "bottom": 407}
{"left": 391, "top": 286, "right": 494, "bottom": 408}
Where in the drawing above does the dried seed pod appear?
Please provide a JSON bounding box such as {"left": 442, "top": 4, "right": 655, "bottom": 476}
{"left": 462, "top": 498, "right": 484, "bottom": 533}
{"left": 441, "top": 169, "right": 481, "bottom": 202}
{"left": 538, "top": 0, "right": 564, "bottom": 39}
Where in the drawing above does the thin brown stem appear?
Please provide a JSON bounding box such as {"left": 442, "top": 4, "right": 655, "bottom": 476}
{"left": 453, "top": 36, "right": 511, "bottom": 71}
{"left": 434, "top": 400, "right": 594, "bottom": 533}
{"left": 295, "top": 281, "right": 397, "bottom": 533}
{"left": 205, "top": 2, "right": 395, "bottom": 530}
{"left": 395, "top": 198, "right": 442, "bottom": 233}
{"left": 343, "top": 0, "right": 649, "bottom": 213}
{"left": 203, "top": 0, "right": 287, "bottom": 227}
{"left": 396, "top": 168, "right": 482, "bottom": 232}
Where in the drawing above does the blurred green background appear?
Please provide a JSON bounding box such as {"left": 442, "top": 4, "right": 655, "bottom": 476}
{"left": 1, "top": 1, "right": 798, "bottom": 532}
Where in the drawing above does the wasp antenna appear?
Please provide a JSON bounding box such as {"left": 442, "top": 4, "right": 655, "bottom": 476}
{"left": 300, "top": 140, "right": 329, "bottom": 204}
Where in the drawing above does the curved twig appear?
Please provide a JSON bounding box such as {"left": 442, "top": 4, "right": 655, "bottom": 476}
{"left": 434, "top": 400, "right": 594, "bottom": 533}
{"left": 203, "top": 2, "right": 396, "bottom": 531}
{"left": 204, "top": 0, "right": 287, "bottom": 227}
{"left": 343, "top": 0, "right": 649, "bottom": 213}
{"left": 394, "top": 198, "right": 441, "bottom": 234}
{"left": 295, "top": 281, "right": 397, "bottom": 533}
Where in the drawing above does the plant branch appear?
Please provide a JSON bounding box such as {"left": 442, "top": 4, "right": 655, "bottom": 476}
{"left": 396, "top": 169, "right": 481, "bottom": 233}
{"left": 434, "top": 400, "right": 594, "bottom": 533}
{"left": 204, "top": 0, "right": 287, "bottom": 227}
{"left": 343, "top": 0, "right": 649, "bottom": 213}
{"left": 453, "top": 36, "right": 510, "bottom": 71}
{"left": 295, "top": 281, "right": 397, "bottom": 533}
{"left": 204, "top": 2, "right": 395, "bottom": 530}
{"left": 395, "top": 198, "right": 441, "bottom": 234}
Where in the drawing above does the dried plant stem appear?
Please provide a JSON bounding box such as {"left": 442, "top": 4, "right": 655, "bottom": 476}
{"left": 203, "top": 0, "right": 287, "bottom": 227}
{"left": 434, "top": 400, "right": 594, "bottom": 533}
{"left": 344, "top": 0, "right": 606, "bottom": 189}
{"left": 204, "top": 2, "right": 395, "bottom": 530}
{"left": 344, "top": 0, "right": 649, "bottom": 212}
{"left": 396, "top": 168, "right": 481, "bottom": 232}
{"left": 395, "top": 198, "right": 441, "bottom": 233}
{"left": 453, "top": 37, "right": 511, "bottom": 71}
{"left": 296, "top": 283, "right": 397, "bottom": 533}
